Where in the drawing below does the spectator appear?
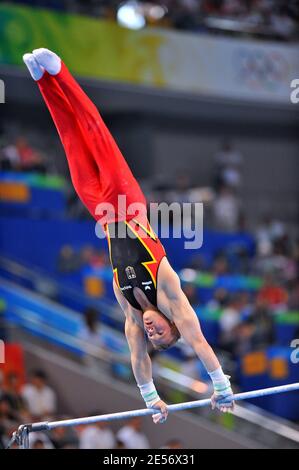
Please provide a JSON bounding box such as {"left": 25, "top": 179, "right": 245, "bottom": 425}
{"left": 3, "top": 372, "right": 26, "bottom": 418}
{"left": 117, "top": 417, "right": 150, "bottom": 449}
{"left": 29, "top": 432, "right": 55, "bottom": 449}
{"left": 233, "top": 297, "right": 275, "bottom": 356}
{"left": 78, "top": 307, "right": 102, "bottom": 348}
{"left": 295, "top": 238, "right": 299, "bottom": 274}
{"left": 0, "top": 371, "right": 4, "bottom": 400}
{"left": 221, "top": 0, "right": 247, "bottom": 16}
{"left": 214, "top": 140, "right": 243, "bottom": 190}
{"left": 0, "top": 396, "right": 16, "bottom": 422}
{"left": 161, "top": 438, "right": 184, "bottom": 449}
{"left": 233, "top": 320, "right": 256, "bottom": 356}
{"left": 57, "top": 245, "right": 81, "bottom": 273}
{"left": 238, "top": 291, "right": 254, "bottom": 320}
{"left": 0, "top": 299, "right": 7, "bottom": 342}
{"left": 212, "top": 254, "right": 229, "bottom": 275}
{"left": 79, "top": 415, "right": 115, "bottom": 449}
{"left": 115, "top": 438, "right": 127, "bottom": 449}
{"left": 21, "top": 370, "right": 57, "bottom": 418}
{"left": 166, "top": 171, "right": 193, "bottom": 206}
{"left": 16, "top": 137, "right": 46, "bottom": 173}
{"left": 50, "top": 421, "right": 79, "bottom": 449}
{"left": 257, "top": 274, "right": 288, "bottom": 312}
{"left": 255, "top": 215, "right": 286, "bottom": 257}
{"left": 73, "top": 245, "right": 109, "bottom": 270}
{"left": 213, "top": 185, "right": 240, "bottom": 232}
{"left": 182, "top": 283, "right": 200, "bottom": 305}
{"left": 0, "top": 142, "right": 20, "bottom": 170}
{"left": 271, "top": 6, "right": 297, "bottom": 39}
{"left": 219, "top": 296, "right": 242, "bottom": 353}
{"left": 0, "top": 136, "right": 47, "bottom": 173}
{"left": 207, "top": 288, "right": 229, "bottom": 310}
{"left": 0, "top": 396, "right": 18, "bottom": 448}
{"left": 248, "top": 298, "right": 275, "bottom": 349}
{"left": 0, "top": 426, "right": 5, "bottom": 450}
{"left": 171, "top": 0, "right": 200, "bottom": 30}
{"left": 32, "top": 439, "right": 48, "bottom": 449}
{"left": 80, "top": 245, "right": 99, "bottom": 267}
{"left": 288, "top": 281, "right": 299, "bottom": 310}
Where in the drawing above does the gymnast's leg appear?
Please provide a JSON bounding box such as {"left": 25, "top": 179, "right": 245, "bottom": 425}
{"left": 31, "top": 48, "right": 147, "bottom": 225}
{"left": 23, "top": 53, "right": 102, "bottom": 220}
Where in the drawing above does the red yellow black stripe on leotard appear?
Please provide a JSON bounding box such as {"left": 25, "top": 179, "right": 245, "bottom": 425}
{"left": 105, "top": 218, "right": 164, "bottom": 291}
{"left": 125, "top": 219, "right": 158, "bottom": 289}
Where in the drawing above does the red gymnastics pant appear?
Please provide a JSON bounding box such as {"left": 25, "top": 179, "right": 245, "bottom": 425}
{"left": 37, "top": 63, "right": 147, "bottom": 226}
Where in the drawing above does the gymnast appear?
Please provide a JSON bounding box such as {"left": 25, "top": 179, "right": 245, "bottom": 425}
{"left": 23, "top": 48, "right": 234, "bottom": 424}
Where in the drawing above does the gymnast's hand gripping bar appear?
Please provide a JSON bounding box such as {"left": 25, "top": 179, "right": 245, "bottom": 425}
{"left": 10, "top": 382, "right": 299, "bottom": 448}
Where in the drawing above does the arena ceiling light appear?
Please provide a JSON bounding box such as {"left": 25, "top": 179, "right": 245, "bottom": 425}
{"left": 117, "top": 1, "right": 146, "bottom": 30}
{"left": 117, "top": 1, "right": 167, "bottom": 30}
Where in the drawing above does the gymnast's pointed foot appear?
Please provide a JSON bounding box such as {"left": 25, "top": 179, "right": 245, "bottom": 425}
{"left": 23, "top": 53, "right": 45, "bottom": 81}
{"left": 32, "top": 48, "right": 61, "bottom": 76}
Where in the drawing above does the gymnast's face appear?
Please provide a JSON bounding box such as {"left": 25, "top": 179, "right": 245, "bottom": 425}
{"left": 143, "top": 309, "right": 177, "bottom": 350}
{"left": 133, "top": 287, "right": 179, "bottom": 349}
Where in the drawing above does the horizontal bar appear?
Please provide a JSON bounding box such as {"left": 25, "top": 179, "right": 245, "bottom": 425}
{"left": 30, "top": 382, "right": 299, "bottom": 433}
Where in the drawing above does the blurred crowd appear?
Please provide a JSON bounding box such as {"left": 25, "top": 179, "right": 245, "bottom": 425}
{"left": 0, "top": 369, "right": 183, "bottom": 449}
{"left": 182, "top": 221, "right": 299, "bottom": 360}
{"left": 2, "top": 129, "right": 298, "bottom": 357}
{"left": 0, "top": 136, "right": 47, "bottom": 174}
{"left": 147, "top": 139, "right": 244, "bottom": 233}
{"left": 8, "top": 0, "right": 299, "bottom": 41}
{"left": 0, "top": 132, "right": 293, "bottom": 241}
{"left": 57, "top": 245, "right": 109, "bottom": 274}
{"left": 169, "top": 0, "right": 299, "bottom": 39}
{"left": 0, "top": 131, "right": 242, "bottom": 235}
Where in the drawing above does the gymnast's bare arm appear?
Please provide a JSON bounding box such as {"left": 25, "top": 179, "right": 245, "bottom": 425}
{"left": 113, "top": 281, "right": 168, "bottom": 424}
{"left": 157, "top": 258, "right": 220, "bottom": 371}
{"left": 157, "top": 257, "right": 234, "bottom": 412}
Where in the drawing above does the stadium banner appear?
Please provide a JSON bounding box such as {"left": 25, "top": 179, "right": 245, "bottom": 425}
{"left": 0, "top": 4, "right": 298, "bottom": 104}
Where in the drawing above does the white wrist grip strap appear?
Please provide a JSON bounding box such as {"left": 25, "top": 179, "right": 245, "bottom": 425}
{"left": 138, "top": 381, "right": 160, "bottom": 408}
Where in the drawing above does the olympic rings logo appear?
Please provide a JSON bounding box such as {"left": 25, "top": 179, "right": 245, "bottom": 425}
{"left": 234, "top": 48, "right": 290, "bottom": 91}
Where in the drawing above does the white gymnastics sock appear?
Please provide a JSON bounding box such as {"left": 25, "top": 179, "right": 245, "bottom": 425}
{"left": 32, "top": 48, "right": 61, "bottom": 76}
{"left": 23, "top": 53, "right": 44, "bottom": 81}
